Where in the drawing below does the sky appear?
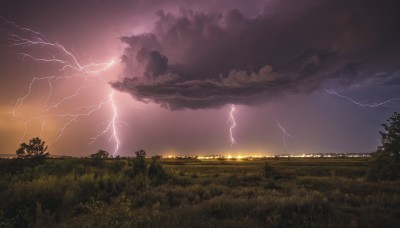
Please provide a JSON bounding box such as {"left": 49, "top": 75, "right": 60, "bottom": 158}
{"left": 0, "top": 0, "right": 399, "bottom": 157}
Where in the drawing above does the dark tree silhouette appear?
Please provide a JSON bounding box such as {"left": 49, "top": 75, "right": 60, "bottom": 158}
{"left": 90, "top": 150, "right": 109, "bottom": 159}
{"left": 16, "top": 137, "right": 49, "bottom": 159}
{"left": 369, "top": 112, "right": 400, "bottom": 180}
{"left": 378, "top": 112, "right": 400, "bottom": 159}
{"left": 132, "top": 149, "right": 147, "bottom": 175}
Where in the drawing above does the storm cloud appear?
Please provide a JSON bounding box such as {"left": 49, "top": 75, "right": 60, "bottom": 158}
{"left": 112, "top": 0, "right": 400, "bottom": 109}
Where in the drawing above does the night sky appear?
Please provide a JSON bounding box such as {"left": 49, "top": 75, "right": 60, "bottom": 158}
{"left": 1, "top": 0, "right": 399, "bottom": 156}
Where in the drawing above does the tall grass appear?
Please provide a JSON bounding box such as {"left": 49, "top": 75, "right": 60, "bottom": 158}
{"left": 0, "top": 158, "right": 399, "bottom": 227}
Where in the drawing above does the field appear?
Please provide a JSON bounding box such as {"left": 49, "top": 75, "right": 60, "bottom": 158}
{"left": 0, "top": 157, "right": 399, "bottom": 227}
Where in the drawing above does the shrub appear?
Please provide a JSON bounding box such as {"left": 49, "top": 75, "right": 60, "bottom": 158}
{"left": 132, "top": 150, "right": 147, "bottom": 176}
{"left": 90, "top": 150, "right": 109, "bottom": 159}
{"left": 148, "top": 157, "right": 167, "bottom": 185}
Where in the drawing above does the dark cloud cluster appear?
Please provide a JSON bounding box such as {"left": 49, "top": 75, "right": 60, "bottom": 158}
{"left": 112, "top": 0, "right": 400, "bottom": 109}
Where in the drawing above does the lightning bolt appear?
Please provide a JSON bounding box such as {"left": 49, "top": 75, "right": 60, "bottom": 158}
{"left": 325, "top": 89, "right": 400, "bottom": 108}
{"left": 51, "top": 95, "right": 113, "bottom": 143}
{"left": 277, "top": 122, "right": 294, "bottom": 152}
{"left": 2, "top": 17, "right": 123, "bottom": 157}
{"left": 228, "top": 104, "right": 236, "bottom": 147}
{"left": 89, "top": 91, "right": 121, "bottom": 157}
{"left": 110, "top": 92, "right": 120, "bottom": 157}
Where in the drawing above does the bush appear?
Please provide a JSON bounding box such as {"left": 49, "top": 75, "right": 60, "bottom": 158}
{"left": 90, "top": 150, "right": 109, "bottom": 159}
{"left": 132, "top": 150, "right": 147, "bottom": 176}
{"left": 148, "top": 157, "right": 167, "bottom": 185}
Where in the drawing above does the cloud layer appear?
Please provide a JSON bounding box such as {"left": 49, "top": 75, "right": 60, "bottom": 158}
{"left": 112, "top": 0, "right": 400, "bottom": 109}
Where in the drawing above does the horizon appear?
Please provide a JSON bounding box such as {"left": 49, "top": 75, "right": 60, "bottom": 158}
{"left": 0, "top": 151, "right": 373, "bottom": 159}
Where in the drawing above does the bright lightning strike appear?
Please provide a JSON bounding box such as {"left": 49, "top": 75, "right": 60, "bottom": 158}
{"left": 89, "top": 92, "right": 121, "bottom": 157}
{"left": 110, "top": 92, "right": 120, "bottom": 157}
{"left": 2, "top": 17, "right": 123, "bottom": 156}
{"left": 277, "top": 122, "right": 294, "bottom": 152}
{"left": 325, "top": 89, "right": 400, "bottom": 108}
{"left": 228, "top": 104, "right": 237, "bottom": 147}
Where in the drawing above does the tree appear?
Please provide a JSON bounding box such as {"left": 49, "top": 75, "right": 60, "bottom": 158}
{"left": 90, "top": 150, "right": 109, "bottom": 159}
{"left": 378, "top": 112, "right": 400, "bottom": 159}
{"left": 368, "top": 112, "right": 400, "bottom": 180}
{"left": 132, "top": 149, "right": 147, "bottom": 175}
{"left": 16, "top": 137, "right": 49, "bottom": 160}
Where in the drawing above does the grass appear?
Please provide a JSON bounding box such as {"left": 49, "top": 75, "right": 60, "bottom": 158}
{"left": 0, "top": 157, "right": 399, "bottom": 227}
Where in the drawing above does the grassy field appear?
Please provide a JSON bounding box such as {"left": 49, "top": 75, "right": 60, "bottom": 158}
{"left": 0, "top": 157, "right": 399, "bottom": 227}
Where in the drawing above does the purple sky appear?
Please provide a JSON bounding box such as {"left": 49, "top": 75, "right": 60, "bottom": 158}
{"left": 0, "top": 0, "right": 399, "bottom": 156}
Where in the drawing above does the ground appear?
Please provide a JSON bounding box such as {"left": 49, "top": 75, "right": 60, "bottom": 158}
{"left": 0, "top": 157, "right": 399, "bottom": 227}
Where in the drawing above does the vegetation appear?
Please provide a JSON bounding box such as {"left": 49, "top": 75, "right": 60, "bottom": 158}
{"left": 148, "top": 156, "right": 168, "bottom": 185}
{"left": 369, "top": 112, "right": 400, "bottom": 180}
{"left": 0, "top": 157, "right": 399, "bottom": 227}
{"left": 16, "top": 137, "right": 49, "bottom": 160}
{"left": 379, "top": 112, "right": 400, "bottom": 159}
{"left": 132, "top": 149, "right": 147, "bottom": 176}
{"left": 2, "top": 115, "right": 399, "bottom": 227}
{"left": 90, "top": 150, "right": 110, "bottom": 159}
